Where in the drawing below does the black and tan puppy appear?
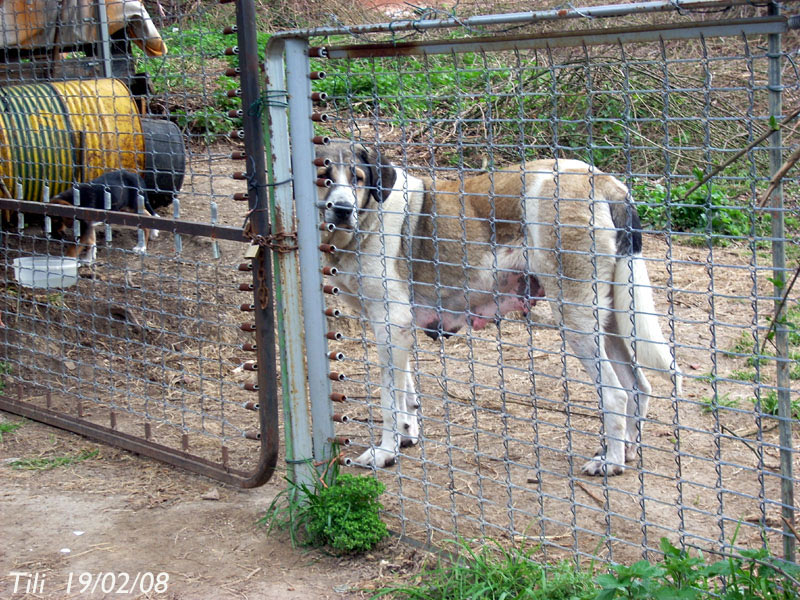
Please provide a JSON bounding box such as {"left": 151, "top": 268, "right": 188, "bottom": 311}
{"left": 52, "top": 170, "right": 156, "bottom": 263}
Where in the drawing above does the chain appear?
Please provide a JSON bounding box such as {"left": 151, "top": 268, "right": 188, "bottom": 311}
{"left": 242, "top": 221, "right": 297, "bottom": 309}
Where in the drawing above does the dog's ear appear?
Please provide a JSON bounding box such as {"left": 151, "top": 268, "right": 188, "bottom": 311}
{"left": 359, "top": 144, "right": 396, "bottom": 203}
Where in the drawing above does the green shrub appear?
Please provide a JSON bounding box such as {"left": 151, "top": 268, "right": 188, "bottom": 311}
{"left": 262, "top": 459, "right": 389, "bottom": 555}
{"left": 635, "top": 175, "right": 761, "bottom": 241}
{"left": 304, "top": 473, "right": 388, "bottom": 554}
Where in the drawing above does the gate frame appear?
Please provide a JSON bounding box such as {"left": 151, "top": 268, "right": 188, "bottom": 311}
{"left": 265, "top": 0, "right": 797, "bottom": 558}
{"left": 0, "top": 0, "right": 279, "bottom": 489}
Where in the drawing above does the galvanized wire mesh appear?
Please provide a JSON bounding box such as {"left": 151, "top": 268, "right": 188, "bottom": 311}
{"left": 269, "top": 3, "right": 800, "bottom": 564}
{"left": 0, "top": 1, "right": 274, "bottom": 483}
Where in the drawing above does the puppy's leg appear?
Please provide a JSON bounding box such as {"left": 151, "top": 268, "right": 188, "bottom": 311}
{"left": 132, "top": 228, "right": 148, "bottom": 254}
{"left": 79, "top": 225, "right": 97, "bottom": 265}
{"left": 353, "top": 304, "right": 415, "bottom": 469}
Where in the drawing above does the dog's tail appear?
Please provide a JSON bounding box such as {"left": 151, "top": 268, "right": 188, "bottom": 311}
{"left": 610, "top": 193, "right": 683, "bottom": 395}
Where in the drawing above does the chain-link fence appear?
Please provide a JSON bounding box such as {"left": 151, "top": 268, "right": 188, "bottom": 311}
{"left": 0, "top": 0, "right": 278, "bottom": 486}
{"left": 267, "top": 1, "right": 800, "bottom": 564}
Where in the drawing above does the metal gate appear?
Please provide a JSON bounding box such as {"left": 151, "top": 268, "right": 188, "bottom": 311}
{"left": 0, "top": 0, "right": 278, "bottom": 487}
{"left": 266, "top": 1, "right": 800, "bottom": 563}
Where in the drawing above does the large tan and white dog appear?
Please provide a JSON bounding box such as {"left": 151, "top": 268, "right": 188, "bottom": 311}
{"left": 316, "top": 140, "right": 681, "bottom": 476}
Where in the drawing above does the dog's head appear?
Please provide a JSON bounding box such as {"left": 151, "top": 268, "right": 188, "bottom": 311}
{"left": 49, "top": 190, "right": 78, "bottom": 240}
{"left": 315, "top": 141, "right": 397, "bottom": 240}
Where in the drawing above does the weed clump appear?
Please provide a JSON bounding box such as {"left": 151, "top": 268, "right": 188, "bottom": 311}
{"left": 305, "top": 473, "right": 388, "bottom": 554}
{"left": 372, "top": 537, "right": 800, "bottom": 600}
{"left": 262, "top": 455, "right": 389, "bottom": 555}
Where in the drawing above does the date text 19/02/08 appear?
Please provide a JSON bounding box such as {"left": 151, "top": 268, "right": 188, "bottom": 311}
{"left": 8, "top": 571, "right": 170, "bottom": 595}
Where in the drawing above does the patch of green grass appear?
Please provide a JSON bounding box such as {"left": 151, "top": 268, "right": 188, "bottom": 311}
{"left": 133, "top": 20, "right": 270, "bottom": 141}
{"left": 10, "top": 448, "right": 99, "bottom": 471}
{"left": 0, "top": 360, "right": 10, "bottom": 395}
{"left": 372, "top": 537, "right": 800, "bottom": 600}
{"left": 728, "top": 369, "right": 759, "bottom": 383}
{"left": 311, "top": 50, "right": 698, "bottom": 172}
{"left": 750, "top": 390, "right": 800, "bottom": 420}
{"left": 0, "top": 419, "right": 22, "bottom": 442}
{"left": 701, "top": 393, "right": 740, "bottom": 413}
{"left": 261, "top": 453, "right": 388, "bottom": 555}
{"left": 372, "top": 538, "right": 596, "bottom": 600}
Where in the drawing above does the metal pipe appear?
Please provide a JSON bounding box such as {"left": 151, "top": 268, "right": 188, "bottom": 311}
{"left": 767, "top": 1, "right": 794, "bottom": 564}
{"left": 285, "top": 36, "right": 337, "bottom": 469}
{"left": 321, "top": 17, "right": 788, "bottom": 59}
{"left": 264, "top": 36, "right": 317, "bottom": 489}
{"left": 235, "top": 0, "right": 280, "bottom": 488}
{"left": 96, "top": 0, "right": 113, "bottom": 78}
{"left": 272, "top": 0, "right": 764, "bottom": 39}
{"left": 0, "top": 198, "right": 245, "bottom": 242}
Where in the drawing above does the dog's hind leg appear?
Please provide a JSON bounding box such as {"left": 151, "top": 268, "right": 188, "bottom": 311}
{"left": 604, "top": 332, "right": 652, "bottom": 464}
{"left": 565, "top": 327, "right": 629, "bottom": 476}
{"left": 551, "top": 283, "right": 629, "bottom": 476}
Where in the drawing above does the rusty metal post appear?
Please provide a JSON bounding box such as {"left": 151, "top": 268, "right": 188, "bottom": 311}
{"left": 234, "top": 0, "right": 279, "bottom": 488}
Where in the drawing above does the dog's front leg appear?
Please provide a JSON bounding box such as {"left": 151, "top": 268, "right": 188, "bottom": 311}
{"left": 400, "top": 367, "right": 420, "bottom": 448}
{"left": 353, "top": 311, "right": 416, "bottom": 469}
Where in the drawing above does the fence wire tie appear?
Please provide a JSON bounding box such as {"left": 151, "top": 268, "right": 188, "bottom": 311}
{"left": 248, "top": 90, "right": 289, "bottom": 118}
{"left": 564, "top": 2, "right": 594, "bottom": 19}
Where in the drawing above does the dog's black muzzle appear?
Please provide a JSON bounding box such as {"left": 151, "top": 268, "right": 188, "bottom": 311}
{"left": 331, "top": 202, "right": 354, "bottom": 224}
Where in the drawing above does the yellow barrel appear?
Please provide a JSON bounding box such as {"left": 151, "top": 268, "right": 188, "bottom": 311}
{"left": 0, "top": 79, "right": 144, "bottom": 202}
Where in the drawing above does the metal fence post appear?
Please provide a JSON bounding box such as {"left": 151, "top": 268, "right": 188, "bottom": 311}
{"left": 767, "top": 1, "right": 794, "bottom": 563}
{"left": 283, "top": 37, "right": 336, "bottom": 469}
{"left": 264, "top": 37, "right": 317, "bottom": 488}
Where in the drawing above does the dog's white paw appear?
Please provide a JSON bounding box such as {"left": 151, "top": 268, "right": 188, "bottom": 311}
{"left": 150, "top": 229, "right": 160, "bottom": 240}
{"left": 79, "top": 245, "right": 97, "bottom": 266}
{"left": 352, "top": 447, "right": 397, "bottom": 469}
{"left": 581, "top": 455, "right": 625, "bottom": 477}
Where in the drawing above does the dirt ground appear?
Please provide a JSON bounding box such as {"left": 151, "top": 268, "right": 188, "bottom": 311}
{"left": 0, "top": 417, "right": 424, "bottom": 599}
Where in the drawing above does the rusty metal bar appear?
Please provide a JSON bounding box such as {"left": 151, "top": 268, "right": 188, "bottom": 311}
{"left": 272, "top": 0, "right": 765, "bottom": 39}
{"left": 0, "top": 392, "right": 252, "bottom": 485}
{"left": 320, "top": 17, "right": 789, "bottom": 59}
{"left": 0, "top": 198, "right": 246, "bottom": 242}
